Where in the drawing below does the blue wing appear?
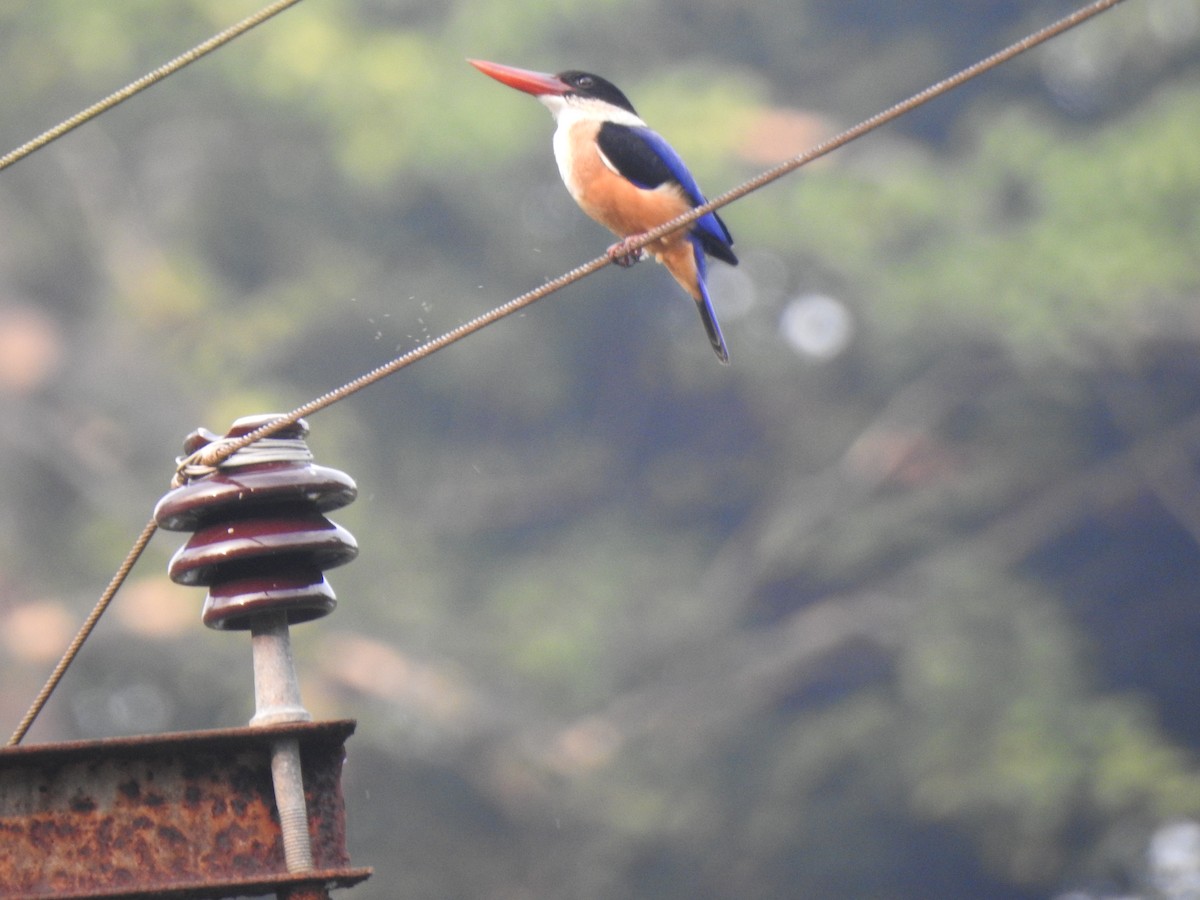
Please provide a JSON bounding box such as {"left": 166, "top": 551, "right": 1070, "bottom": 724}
{"left": 597, "top": 122, "right": 737, "bottom": 266}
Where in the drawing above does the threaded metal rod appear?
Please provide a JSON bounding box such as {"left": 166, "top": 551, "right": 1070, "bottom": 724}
{"left": 270, "top": 737, "right": 315, "bottom": 874}
{"left": 250, "top": 612, "right": 317, "bottom": 879}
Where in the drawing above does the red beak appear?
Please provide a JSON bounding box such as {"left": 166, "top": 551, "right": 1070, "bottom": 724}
{"left": 468, "top": 59, "right": 572, "bottom": 97}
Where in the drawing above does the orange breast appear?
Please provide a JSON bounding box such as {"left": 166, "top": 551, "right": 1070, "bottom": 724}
{"left": 563, "top": 122, "right": 694, "bottom": 257}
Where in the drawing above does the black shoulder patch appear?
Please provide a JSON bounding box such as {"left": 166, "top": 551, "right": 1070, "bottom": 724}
{"left": 596, "top": 122, "right": 676, "bottom": 191}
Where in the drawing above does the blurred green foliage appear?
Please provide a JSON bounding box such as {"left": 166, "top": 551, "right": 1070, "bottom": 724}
{"left": 1, "top": 1, "right": 1199, "bottom": 898}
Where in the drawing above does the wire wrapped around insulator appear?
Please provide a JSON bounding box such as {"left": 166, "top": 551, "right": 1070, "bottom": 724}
{"left": 154, "top": 414, "right": 358, "bottom": 630}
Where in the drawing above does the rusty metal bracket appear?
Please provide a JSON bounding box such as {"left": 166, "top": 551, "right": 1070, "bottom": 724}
{"left": 0, "top": 719, "right": 371, "bottom": 899}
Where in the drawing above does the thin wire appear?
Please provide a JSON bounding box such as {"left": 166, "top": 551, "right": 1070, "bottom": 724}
{"left": 4, "top": 0, "right": 306, "bottom": 746}
{"left": 6, "top": 517, "right": 160, "bottom": 746}
{"left": 174, "top": 0, "right": 1130, "bottom": 479}
{"left": 9, "top": 0, "right": 1128, "bottom": 744}
{"left": 627, "top": 0, "right": 1130, "bottom": 256}
{"left": 173, "top": 256, "right": 610, "bottom": 483}
{"left": 0, "top": 0, "right": 305, "bottom": 174}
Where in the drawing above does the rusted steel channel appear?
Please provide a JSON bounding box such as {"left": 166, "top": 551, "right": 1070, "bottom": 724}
{"left": 0, "top": 719, "right": 370, "bottom": 898}
{"left": 2, "top": 416, "right": 371, "bottom": 898}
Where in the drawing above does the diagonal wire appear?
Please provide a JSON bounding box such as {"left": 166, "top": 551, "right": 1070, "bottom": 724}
{"left": 8, "top": 0, "right": 1128, "bottom": 745}
{"left": 6, "top": 518, "right": 160, "bottom": 746}
{"left": 172, "top": 255, "right": 611, "bottom": 483}
{"left": 0, "top": 0, "right": 305, "bottom": 174}
{"left": 173, "top": 0, "right": 1130, "bottom": 478}
{"left": 628, "top": 0, "right": 1128, "bottom": 256}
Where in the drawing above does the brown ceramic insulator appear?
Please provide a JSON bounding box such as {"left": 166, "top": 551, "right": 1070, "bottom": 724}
{"left": 154, "top": 415, "right": 358, "bottom": 631}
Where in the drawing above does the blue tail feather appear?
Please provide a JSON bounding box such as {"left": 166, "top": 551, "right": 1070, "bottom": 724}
{"left": 691, "top": 240, "right": 729, "bottom": 364}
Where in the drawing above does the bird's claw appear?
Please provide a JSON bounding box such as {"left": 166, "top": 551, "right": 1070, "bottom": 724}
{"left": 607, "top": 238, "right": 645, "bottom": 268}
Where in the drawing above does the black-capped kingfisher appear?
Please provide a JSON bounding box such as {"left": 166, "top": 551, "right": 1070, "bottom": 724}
{"left": 469, "top": 59, "right": 737, "bottom": 363}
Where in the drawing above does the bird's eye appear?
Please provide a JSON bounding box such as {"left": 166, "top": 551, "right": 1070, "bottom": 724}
{"left": 576, "top": 75, "right": 594, "bottom": 89}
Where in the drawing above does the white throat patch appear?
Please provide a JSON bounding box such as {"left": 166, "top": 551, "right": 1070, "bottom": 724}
{"left": 538, "top": 94, "right": 645, "bottom": 129}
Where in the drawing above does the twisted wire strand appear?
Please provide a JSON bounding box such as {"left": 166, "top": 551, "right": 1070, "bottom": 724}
{"left": 628, "top": 0, "right": 1128, "bottom": 254}
{"left": 0, "top": 0, "right": 305, "bottom": 174}
{"left": 6, "top": 518, "right": 160, "bottom": 746}
{"left": 173, "top": 0, "right": 1129, "bottom": 479}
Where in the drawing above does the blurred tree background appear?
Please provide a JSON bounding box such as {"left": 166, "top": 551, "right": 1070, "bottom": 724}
{"left": 2, "top": 0, "right": 1199, "bottom": 897}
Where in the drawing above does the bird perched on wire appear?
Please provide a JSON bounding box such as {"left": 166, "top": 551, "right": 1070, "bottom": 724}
{"left": 469, "top": 59, "right": 737, "bottom": 363}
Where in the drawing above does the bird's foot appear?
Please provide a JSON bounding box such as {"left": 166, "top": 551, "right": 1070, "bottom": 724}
{"left": 607, "top": 237, "right": 645, "bottom": 268}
